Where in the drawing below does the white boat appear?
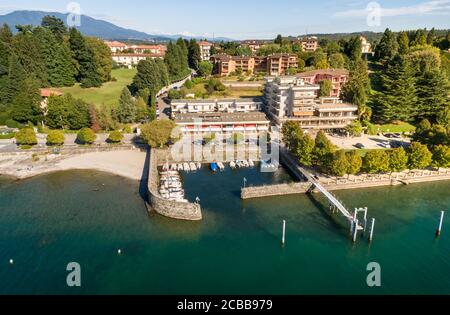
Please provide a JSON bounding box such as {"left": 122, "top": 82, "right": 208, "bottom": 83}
{"left": 236, "top": 160, "right": 243, "bottom": 168}
{"left": 189, "top": 162, "right": 197, "bottom": 171}
{"left": 217, "top": 162, "right": 225, "bottom": 170}
{"left": 160, "top": 171, "right": 179, "bottom": 176}
{"left": 230, "top": 161, "right": 236, "bottom": 169}
{"left": 162, "top": 163, "right": 169, "bottom": 171}
{"left": 249, "top": 160, "right": 255, "bottom": 167}
{"left": 171, "top": 164, "right": 178, "bottom": 171}
{"left": 243, "top": 160, "right": 249, "bottom": 167}
{"left": 196, "top": 162, "right": 202, "bottom": 169}
{"left": 183, "top": 163, "right": 190, "bottom": 172}
{"left": 177, "top": 164, "right": 184, "bottom": 171}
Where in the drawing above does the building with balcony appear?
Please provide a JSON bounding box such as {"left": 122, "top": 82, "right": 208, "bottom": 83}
{"left": 112, "top": 53, "right": 164, "bottom": 68}
{"left": 173, "top": 112, "right": 270, "bottom": 137}
{"left": 360, "top": 36, "right": 373, "bottom": 55}
{"left": 198, "top": 41, "right": 213, "bottom": 61}
{"left": 171, "top": 98, "right": 263, "bottom": 115}
{"left": 105, "top": 41, "right": 127, "bottom": 53}
{"left": 293, "top": 36, "right": 319, "bottom": 52}
{"left": 297, "top": 69, "right": 349, "bottom": 98}
{"left": 211, "top": 54, "right": 297, "bottom": 76}
{"left": 104, "top": 41, "right": 166, "bottom": 55}
{"left": 240, "top": 40, "right": 271, "bottom": 54}
{"left": 264, "top": 76, "right": 357, "bottom": 130}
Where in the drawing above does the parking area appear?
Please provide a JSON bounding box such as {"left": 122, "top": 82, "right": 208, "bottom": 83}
{"left": 327, "top": 133, "right": 411, "bottom": 150}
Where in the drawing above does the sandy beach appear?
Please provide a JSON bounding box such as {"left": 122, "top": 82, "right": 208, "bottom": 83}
{"left": 0, "top": 150, "right": 147, "bottom": 181}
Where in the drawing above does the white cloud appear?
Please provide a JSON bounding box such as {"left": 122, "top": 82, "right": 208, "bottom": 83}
{"left": 334, "top": 0, "right": 450, "bottom": 18}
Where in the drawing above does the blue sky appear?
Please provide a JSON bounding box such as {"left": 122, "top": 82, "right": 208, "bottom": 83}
{"left": 1, "top": 0, "right": 449, "bottom": 39}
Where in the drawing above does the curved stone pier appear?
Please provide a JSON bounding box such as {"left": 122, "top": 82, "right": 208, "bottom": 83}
{"left": 146, "top": 149, "right": 202, "bottom": 221}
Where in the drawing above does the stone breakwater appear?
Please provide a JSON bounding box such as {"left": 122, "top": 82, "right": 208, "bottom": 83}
{"left": 146, "top": 149, "right": 202, "bottom": 221}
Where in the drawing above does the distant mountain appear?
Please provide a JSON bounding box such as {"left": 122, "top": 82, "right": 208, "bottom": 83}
{"left": 0, "top": 10, "right": 171, "bottom": 42}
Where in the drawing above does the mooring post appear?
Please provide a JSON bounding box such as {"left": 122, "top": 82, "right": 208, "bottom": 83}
{"left": 281, "top": 220, "right": 286, "bottom": 246}
{"left": 369, "top": 218, "right": 375, "bottom": 243}
{"left": 436, "top": 211, "right": 445, "bottom": 237}
{"left": 352, "top": 219, "right": 359, "bottom": 243}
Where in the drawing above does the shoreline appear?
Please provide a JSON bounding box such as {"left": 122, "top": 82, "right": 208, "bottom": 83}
{"left": 0, "top": 150, "right": 147, "bottom": 182}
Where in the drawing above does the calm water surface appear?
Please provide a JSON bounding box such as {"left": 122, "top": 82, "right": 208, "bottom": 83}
{"left": 0, "top": 168, "right": 449, "bottom": 295}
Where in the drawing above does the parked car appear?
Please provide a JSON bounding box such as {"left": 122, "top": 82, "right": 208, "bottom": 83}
{"left": 355, "top": 143, "right": 365, "bottom": 149}
{"left": 381, "top": 141, "right": 391, "bottom": 149}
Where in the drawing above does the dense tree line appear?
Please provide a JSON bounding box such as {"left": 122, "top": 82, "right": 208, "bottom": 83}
{"left": 283, "top": 121, "right": 449, "bottom": 176}
{"left": 0, "top": 16, "right": 112, "bottom": 126}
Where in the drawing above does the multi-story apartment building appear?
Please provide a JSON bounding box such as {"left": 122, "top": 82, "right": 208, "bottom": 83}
{"left": 171, "top": 98, "right": 268, "bottom": 136}
{"left": 264, "top": 76, "right": 358, "bottom": 129}
{"left": 293, "top": 36, "right": 319, "bottom": 52}
{"left": 112, "top": 53, "right": 164, "bottom": 68}
{"left": 198, "top": 41, "right": 213, "bottom": 61}
{"left": 171, "top": 98, "right": 263, "bottom": 115}
{"left": 104, "top": 41, "right": 166, "bottom": 55}
{"left": 266, "top": 54, "right": 298, "bottom": 76}
{"left": 211, "top": 54, "right": 297, "bottom": 76}
{"left": 297, "top": 69, "right": 349, "bottom": 98}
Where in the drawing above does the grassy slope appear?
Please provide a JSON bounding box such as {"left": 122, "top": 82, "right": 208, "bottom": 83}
{"left": 59, "top": 68, "right": 137, "bottom": 108}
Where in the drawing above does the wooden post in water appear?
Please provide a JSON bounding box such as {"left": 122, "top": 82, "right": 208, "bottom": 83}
{"left": 436, "top": 211, "right": 445, "bottom": 237}
{"left": 352, "top": 219, "right": 359, "bottom": 243}
{"left": 369, "top": 218, "right": 375, "bottom": 243}
{"left": 282, "top": 220, "right": 286, "bottom": 247}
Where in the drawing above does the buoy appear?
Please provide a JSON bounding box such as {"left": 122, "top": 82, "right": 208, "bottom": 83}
{"left": 9, "top": 259, "right": 14, "bottom": 265}
{"left": 118, "top": 249, "right": 122, "bottom": 255}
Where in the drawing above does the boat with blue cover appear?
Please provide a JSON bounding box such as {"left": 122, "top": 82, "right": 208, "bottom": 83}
{"left": 210, "top": 163, "right": 219, "bottom": 172}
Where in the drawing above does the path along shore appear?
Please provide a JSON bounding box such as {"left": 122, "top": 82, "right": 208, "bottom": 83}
{"left": 0, "top": 148, "right": 147, "bottom": 181}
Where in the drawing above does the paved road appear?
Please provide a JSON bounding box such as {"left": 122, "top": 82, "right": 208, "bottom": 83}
{"left": 157, "top": 94, "right": 172, "bottom": 120}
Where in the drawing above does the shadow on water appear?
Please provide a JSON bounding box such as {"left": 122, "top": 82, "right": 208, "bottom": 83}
{"left": 139, "top": 147, "right": 150, "bottom": 202}
{"left": 305, "top": 193, "right": 349, "bottom": 234}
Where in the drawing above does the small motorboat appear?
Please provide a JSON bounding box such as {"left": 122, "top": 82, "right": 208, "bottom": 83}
{"left": 196, "top": 162, "right": 202, "bottom": 169}
{"left": 162, "top": 163, "right": 169, "bottom": 171}
{"left": 183, "top": 163, "right": 190, "bottom": 172}
{"left": 189, "top": 162, "right": 197, "bottom": 171}
{"left": 210, "top": 163, "right": 219, "bottom": 172}
{"left": 242, "top": 160, "right": 249, "bottom": 167}
{"left": 177, "top": 164, "right": 184, "bottom": 171}
{"left": 217, "top": 162, "right": 225, "bottom": 170}
{"left": 249, "top": 160, "right": 255, "bottom": 167}
{"left": 230, "top": 161, "right": 236, "bottom": 169}
{"left": 171, "top": 164, "right": 178, "bottom": 171}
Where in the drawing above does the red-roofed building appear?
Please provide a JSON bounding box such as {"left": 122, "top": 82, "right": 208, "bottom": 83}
{"left": 297, "top": 69, "right": 349, "bottom": 98}
{"left": 104, "top": 41, "right": 127, "bottom": 53}
{"left": 40, "top": 89, "right": 63, "bottom": 114}
{"left": 112, "top": 53, "right": 164, "bottom": 68}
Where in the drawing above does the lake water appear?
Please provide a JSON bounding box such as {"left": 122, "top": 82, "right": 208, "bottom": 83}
{"left": 0, "top": 168, "right": 449, "bottom": 295}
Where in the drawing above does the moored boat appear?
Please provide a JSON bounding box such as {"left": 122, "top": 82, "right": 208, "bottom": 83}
{"left": 210, "top": 163, "right": 219, "bottom": 172}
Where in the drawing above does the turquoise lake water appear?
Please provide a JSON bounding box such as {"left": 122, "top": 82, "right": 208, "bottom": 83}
{"left": 0, "top": 168, "right": 449, "bottom": 295}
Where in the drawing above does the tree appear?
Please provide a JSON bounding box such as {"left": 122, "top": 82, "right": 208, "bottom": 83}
{"left": 375, "top": 55, "right": 417, "bottom": 122}
{"left": 46, "top": 94, "right": 90, "bottom": 130}
{"left": 344, "top": 36, "right": 362, "bottom": 61}
{"left": 10, "top": 77, "right": 42, "bottom": 125}
{"left": 117, "top": 88, "right": 136, "bottom": 123}
{"left": 41, "top": 15, "right": 67, "bottom": 42}
{"left": 345, "top": 120, "right": 363, "bottom": 137}
{"left": 329, "top": 150, "right": 350, "bottom": 177}
{"left": 313, "top": 131, "right": 335, "bottom": 171}
{"left": 98, "top": 104, "right": 116, "bottom": 131}
{"left": 140, "top": 120, "right": 177, "bottom": 148}
{"left": 329, "top": 53, "right": 345, "bottom": 69}
{"left": 411, "top": 29, "right": 427, "bottom": 47}
{"left": 388, "top": 148, "right": 408, "bottom": 172}
{"left": 89, "top": 104, "right": 101, "bottom": 133}
{"left": 397, "top": 32, "right": 410, "bottom": 54}
{"left": 432, "top": 145, "right": 450, "bottom": 168}
{"left": 282, "top": 121, "right": 302, "bottom": 151}
{"left": 363, "top": 150, "right": 390, "bottom": 173}
{"left": 0, "top": 24, "right": 13, "bottom": 44}
{"left": 274, "top": 35, "right": 283, "bottom": 45}
{"left": 76, "top": 127, "right": 97, "bottom": 145}
{"left": 314, "top": 50, "right": 329, "bottom": 69}
{"left": 188, "top": 39, "right": 201, "bottom": 71}
{"left": 408, "top": 142, "right": 432, "bottom": 169}
{"left": 46, "top": 130, "right": 65, "bottom": 146}
{"left": 346, "top": 151, "right": 362, "bottom": 175}
{"left": 69, "top": 28, "right": 102, "bottom": 88}
{"left": 197, "top": 61, "right": 213, "bottom": 77}
{"left": 132, "top": 59, "right": 168, "bottom": 96}
{"left": 342, "top": 59, "right": 370, "bottom": 119}
{"left": 375, "top": 28, "right": 399, "bottom": 62}
{"left": 107, "top": 130, "right": 123, "bottom": 143}
{"left": 165, "top": 41, "right": 190, "bottom": 82}
{"left": 319, "top": 80, "right": 332, "bottom": 97}
{"left": 85, "top": 37, "right": 112, "bottom": 82}
{"left": 135, "top": 97, "right": 151, "bottom": 123}
{"left": 15, "top": 128, "right": 37, "bottom": 146}
{"left": 415, "top": 70, "right": 449, "bottom": 121}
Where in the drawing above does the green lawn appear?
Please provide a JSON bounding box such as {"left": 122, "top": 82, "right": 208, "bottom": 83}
{"left": 374, "top": 122, "right": 416, "bottom": 133}
{"left": 184, "top": 83, "right": 263, "bottom": 99}
{"left": 60, "top": 68, "right": 137, "bottom": 108}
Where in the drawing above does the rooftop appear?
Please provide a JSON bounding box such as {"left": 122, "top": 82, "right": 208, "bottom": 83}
{"left": 297, "top": 69, "right": 349, "bottom": 77}
{"left": 40, "top": 88, "right": 63, "bottom": 97}
{"left": 172, "top": 97, "right": 263, "bottom": 104}
{"left": 105, "top": 41, "right": 127, "bottom": 47}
